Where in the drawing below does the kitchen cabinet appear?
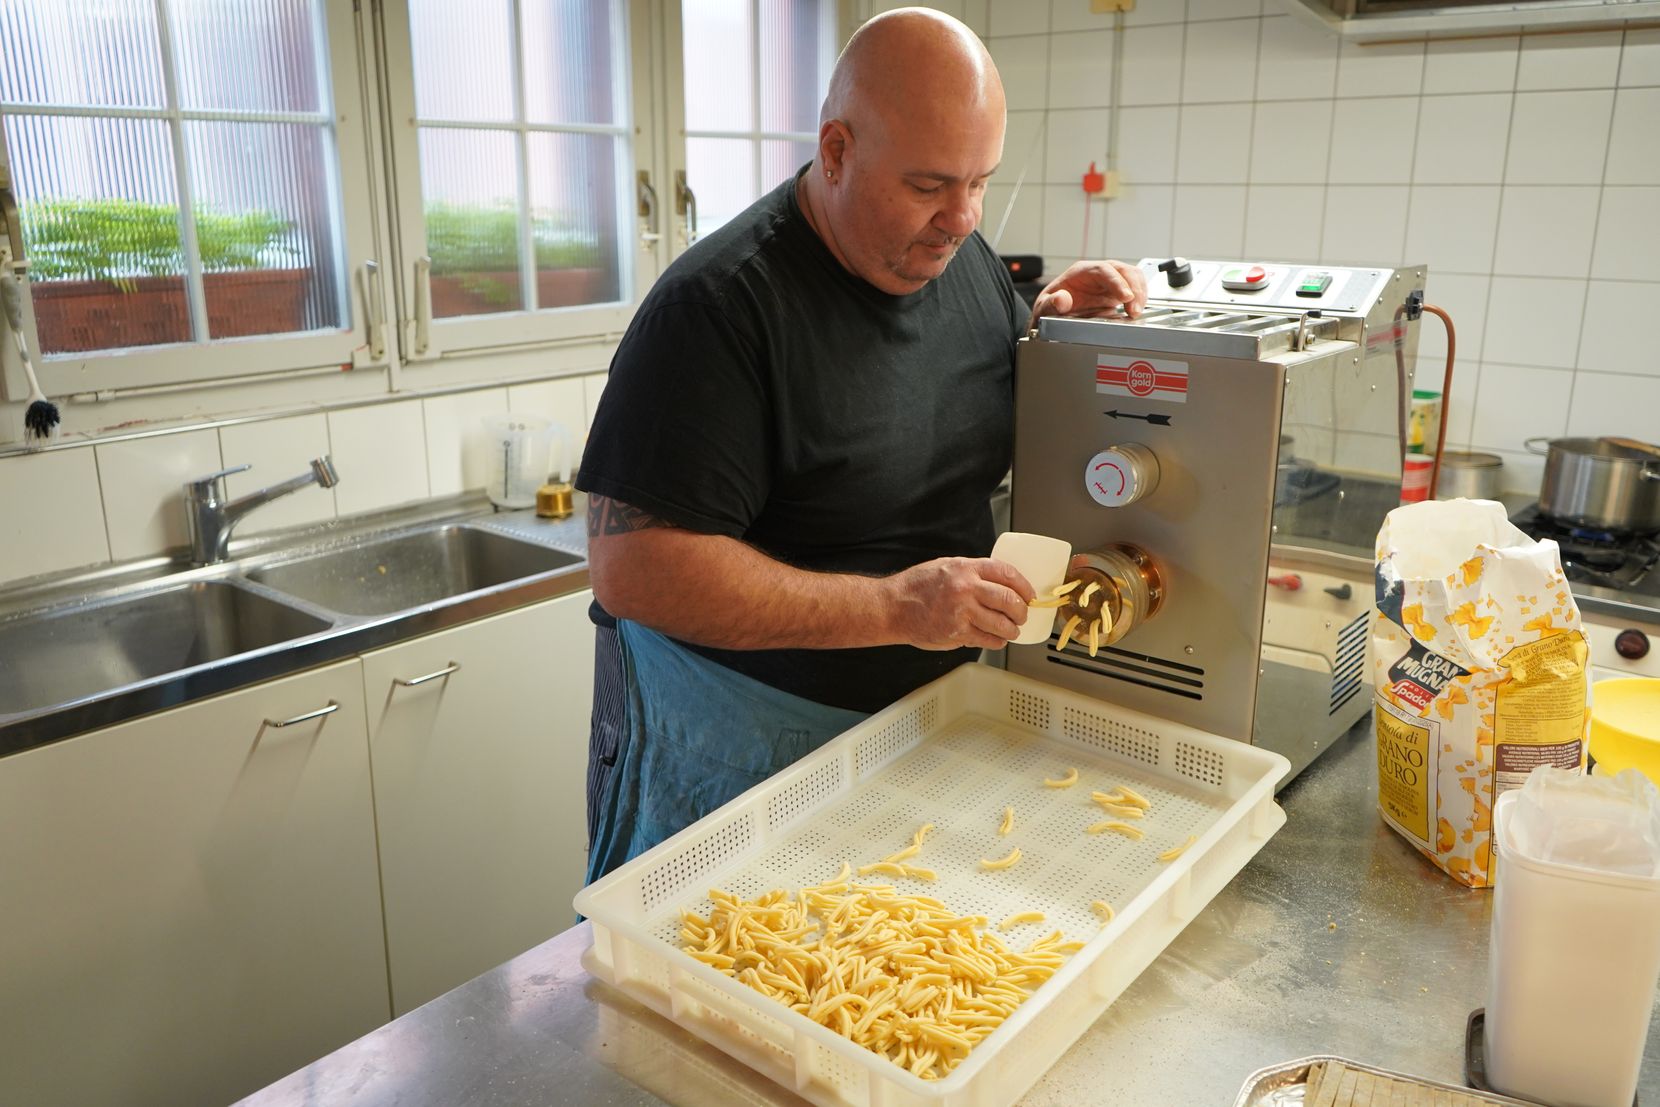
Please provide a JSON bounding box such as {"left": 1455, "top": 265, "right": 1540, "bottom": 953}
{"left": 362, "top": 588, "right": 595, "bottom": 1015}
{"left": 0, "top": 660, "right": 388, "bottom": 1107}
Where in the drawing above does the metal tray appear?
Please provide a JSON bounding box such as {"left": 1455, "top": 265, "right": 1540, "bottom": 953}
{"left": 1234, "top": 1056, "right": 1546, "bottom": 1107}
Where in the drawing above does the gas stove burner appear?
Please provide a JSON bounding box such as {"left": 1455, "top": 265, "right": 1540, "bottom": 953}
{"left": 1510, "top": 503, "right": 1660, "bottom": 594}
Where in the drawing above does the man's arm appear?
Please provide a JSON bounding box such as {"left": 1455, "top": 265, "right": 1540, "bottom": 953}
{"left": 587, "top": 495, "right": 1034, "bottom": 652}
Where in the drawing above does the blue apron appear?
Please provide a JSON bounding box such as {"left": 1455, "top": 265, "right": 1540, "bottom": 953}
{"left": 585, "top": 620, "right": 868, "bottom": 885}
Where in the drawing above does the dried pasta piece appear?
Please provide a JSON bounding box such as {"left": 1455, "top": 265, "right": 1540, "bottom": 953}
{"left": 1089, "top": 797, "right": 1144, "bottom": 820}
{"left": 1043, "top": 767, "right": 1079, "bottom": 788}
{"left": 980, "top": 847, "right": 1022, "bottom": 870}
{"left": 1112, "top": 785, "right": 1152, "bottom": 811}
{"left": 912, "top": 823, "right": 935, "bottom": 847}
{"left": 883, "top": 843, "right": 921, "bottom": 864}
{"left": 998, "top": 807, "right": 1015, "bottom": 836}
{"left": 1055, "top": 614, "right": 1084, "bottom": 651}
{"left": 1086, "top": 820, "right": 1144, "bottom": 840}
{"left": 1158, "top": 835, "right": 1197, "bottom": 862}
{"left": 1090, "top": 900, "right": 1115, "bottom": 924}
{"left": 997, "top": 911, "right": 1045, "bottom": 930}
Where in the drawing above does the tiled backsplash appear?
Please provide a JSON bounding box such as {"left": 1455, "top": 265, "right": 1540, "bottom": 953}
{"left": 0, "top": 373, "right": 607, "bottom": 588}
{"left": 950, "top": 0, "right": 1660, "bottom": 495}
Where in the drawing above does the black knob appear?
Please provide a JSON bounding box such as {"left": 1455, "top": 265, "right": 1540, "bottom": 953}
{"left": 1158, "top": 257, "right": 1193, "bottom": 288}
{"left": 1323, "top": 583, "right": 1353, "bottom": 601}
{"left": 1615, "top": 629, "right": 1650, "bottom": 660}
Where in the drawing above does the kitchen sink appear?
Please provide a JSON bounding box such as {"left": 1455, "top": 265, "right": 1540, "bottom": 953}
{"left": 0, "top": 580, "right": 332, "bottom": 716}
{"left": 247, "top": 525, "right": 582, "bottom": 616}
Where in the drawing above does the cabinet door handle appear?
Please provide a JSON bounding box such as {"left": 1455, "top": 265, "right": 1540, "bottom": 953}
{"left": 393, "top": 662, "right": 461, "bottom": 687}
{"left": 265, "top": 700, "right": 340, "bottom": 728}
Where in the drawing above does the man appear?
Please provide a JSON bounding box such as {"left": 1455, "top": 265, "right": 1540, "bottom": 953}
{"left": 577, "top": 8, "right": 1147, "bottom": 883}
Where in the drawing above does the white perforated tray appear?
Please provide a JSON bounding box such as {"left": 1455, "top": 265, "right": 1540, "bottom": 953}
{"left": 575, "top": 663, "right": 1290, "bottom": 1107}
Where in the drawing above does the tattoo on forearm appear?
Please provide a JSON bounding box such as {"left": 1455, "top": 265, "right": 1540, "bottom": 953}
{"left": 588, "top": 496, "right": 677, "bottom": 537}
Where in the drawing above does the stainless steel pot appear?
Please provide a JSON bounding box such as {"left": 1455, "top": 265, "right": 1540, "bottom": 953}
{"left": 1525, "top": 436, "right": 1660, "bottom": 534}
{"left": 1436, "top": 450, "right": 1503, "bottom": 500}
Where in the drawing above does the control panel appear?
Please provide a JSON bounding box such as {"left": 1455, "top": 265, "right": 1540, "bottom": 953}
{"left": 1138, "top": 257, "right": 1379, "bottom": 313}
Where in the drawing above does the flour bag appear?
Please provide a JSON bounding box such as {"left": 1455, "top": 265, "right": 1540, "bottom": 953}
{"left": 1373, "top": 499, "right": 1591, "bottom": 888}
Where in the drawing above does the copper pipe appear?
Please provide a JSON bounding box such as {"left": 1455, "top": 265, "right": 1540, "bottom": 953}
{"left": 1422, "top": 304, "right": 1456, "bottom": 499}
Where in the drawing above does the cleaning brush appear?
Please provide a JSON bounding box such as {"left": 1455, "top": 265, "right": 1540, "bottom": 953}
{"left": 0, "top": 270, "right": 58, "bottom": 441}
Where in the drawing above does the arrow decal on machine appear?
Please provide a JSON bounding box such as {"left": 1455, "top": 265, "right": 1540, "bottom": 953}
{"left": 1104, "top": 410, "right": 1172, "bottom": 425}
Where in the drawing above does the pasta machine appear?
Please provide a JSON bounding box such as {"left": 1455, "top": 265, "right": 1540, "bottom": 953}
{"left": 1006, "top": 257, "right": 1427, "bottom": 783}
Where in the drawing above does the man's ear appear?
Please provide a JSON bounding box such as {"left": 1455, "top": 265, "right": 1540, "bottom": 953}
{"left": 819, "top": 118, "right": 852, "bottom": 176}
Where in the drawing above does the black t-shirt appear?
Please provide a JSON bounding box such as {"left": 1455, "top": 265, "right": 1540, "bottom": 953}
{"left": 577, "top": 169, "right": 1024, "bottom": 713}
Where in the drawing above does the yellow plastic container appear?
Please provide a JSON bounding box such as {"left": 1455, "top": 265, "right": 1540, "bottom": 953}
{"left": 1589, "top": 678, "right": 1660, "bottom": 787}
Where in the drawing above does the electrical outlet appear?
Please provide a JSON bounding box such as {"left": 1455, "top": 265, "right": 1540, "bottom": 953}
{"left": 1101, "top": 170, "right": 1122, "bottom": 199}
{"left": 1090, "top": 0, "right": 1134, "bottom": 11}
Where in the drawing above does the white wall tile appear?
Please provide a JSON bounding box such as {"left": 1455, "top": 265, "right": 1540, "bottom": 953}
{"left": 1044, "top": 108, "right": 1109, "bottom": 184}
{"left": 1248, "top": 99, "right": 1333, "bottom": 185}
{"left": 1491, "top": 186, "right": 1600, "bottom": 278}
{"left": 1335, "top": 38, "right": 1423, "bottom": 99}
{"left": 1182, "top": 18, "right": 1258, "bottom": 104}
{"left": 1119, "top": 24, "right": 1186, "bottom": 106}
{"left": 1577, "top": 280, "right": 1660, "bottom": 377}
{"left": 960, "top": 0, "right": 989, "bottom": 36}
{"left": 1048, "top": 29, "right": 1114, "bottom": 110}
{"left": 1404, "top": 186, "right": 1500, "bottom": 274}
{"left": 583, "top": 373, "right": 608, "bottom": 431}
{"left": 1412, "top": 94, "right": 1512, "bottom": 184}
{"left": 1436, "top": 359, "right": 1479, "bottom": 448}
{"left": 0, "top": 448, "right": 110, "bottom": 584}
{"left": 1172, "top": 184, "right": 1246, "bottom": 257}
{"left": 1117, "top": 0, "right": 1186, "bottom": 27}
{"left": 1003, "top": 109, "right": 1047, "bottom": 184}
{"left": 989, "top": 35, "right": 1050, "bottom": 111}
{"left": 1469, "top": 363, "right": 1573, "bottom": 451}
{"left": 423, "top": 388, "right": 508, "bottom": 498}
{"left": 1423, "top": 36, "right": 1517, "bottom": 95}
{"left": 1516, "top": 30, "right": 1622, "bottom": 92}
{"left": 1040, "top": 183, "right": 1093, "bottom": 265}
{"left": 1622, "top": 27, "right": 1660, "bottom": 87}
{"left": 1486, "top": 448, "right": 1546, "bottom": 496}
{"left": 97, "top": 429, "right": 222, "bottom": 561}
{"left": 1101, "top": 183, "right": 1175, "bottom": 262}
{"left": 1255, "top": 14, "right": 1339, "bottom": 101}
{"left": 1605, "top": 88, "right": 1660, "bottom": 185}
{"left": 1244, "top": 185, "right": 1324, "bottom": 262}
{"left": 1566, "top": 370, "right": 1660, "bottom": 439}
{"left": 1504, "top": 90, "right": 1613, "bottom": 186}
{"left": 218, "top": 415, "right": 336, "bottom": 537}
{"left": 1591, "top": 186, "right": 1660, "bottom": 282}
{"left": 328, "top": 400, "right": 429, "bottom": 517}
{"left": 1114, "top": 105, "right": 1180, "bottom": 184}
{"left": 508, "top": 378, "right": 588, "bottom": 480}
{"left": 1175, "top": 102, "right": 1253, "bottom": 184}
{"left": 1328, "top": 96, "right": 1417, "bottom": 184}
{"left": 1319, "top": 185, "right": 1407, "bottom": 266}
{"left": 1186, "top": 0, "right": 1252, "bottom": 20}
{"left": 982, "top": 182, "right": 1043, "bottom": 253}
{"left": 988, "top": 0, "right": 1044, "bottom": 37}
{"left": 1050, "top": 0, "right": 1117, "bottom": 34}
{"left": 1415, "top": 272, "right": 1489, "bottom": 371}
{"left": 1482, "top": 276, "right": 1586, "bottom": 369}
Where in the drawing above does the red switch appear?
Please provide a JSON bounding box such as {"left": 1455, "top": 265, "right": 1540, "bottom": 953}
{"left": 1267, "top": 573, "right": 1303, "bottom": 591}
{"left": 1082, "top": 161, "right": 1106, "bottom": 195}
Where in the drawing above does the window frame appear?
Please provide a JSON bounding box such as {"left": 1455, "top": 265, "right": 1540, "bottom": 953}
{"left": 377, "top": 0, "right": 662, "bottom": 367}
{"left": 0, "top": 0, "right": 393, "bottom": 396}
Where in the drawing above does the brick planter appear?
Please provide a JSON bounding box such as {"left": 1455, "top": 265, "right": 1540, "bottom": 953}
{"left": 429, "top": 267, "right": 605, "bottom": 317}
{"left": 31, "top": 268, "right": 313, "bottom": 353}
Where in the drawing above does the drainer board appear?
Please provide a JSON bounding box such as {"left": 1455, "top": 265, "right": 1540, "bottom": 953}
{"left": 576, "top": 663, "right": 1290, "bottom": 1107}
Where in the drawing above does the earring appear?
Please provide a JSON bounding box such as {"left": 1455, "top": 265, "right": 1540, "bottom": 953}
{"left": 825, "top": 169, "right": 833, "bottom": 180}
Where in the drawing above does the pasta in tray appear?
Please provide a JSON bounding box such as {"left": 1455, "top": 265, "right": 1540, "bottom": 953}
{"left": 678, "top": 871, "right": 1081, "bottom": 1081}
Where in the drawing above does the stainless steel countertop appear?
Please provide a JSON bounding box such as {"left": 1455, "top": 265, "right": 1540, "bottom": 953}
{"left": 239, "top": 713, "right": 1660, "bottom": 1106}
{"left": 0, "top": 494, "right": 591, "bottom": 756}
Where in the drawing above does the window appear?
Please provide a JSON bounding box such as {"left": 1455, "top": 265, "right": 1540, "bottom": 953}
{"left": 679, "top": 0, "right": 835, "bottom": 236}
{"left": 0, "top": 0, "right": 383, "bottom": 389}
{"left": 382, "top": 0, "right": 653, "bottom": 361}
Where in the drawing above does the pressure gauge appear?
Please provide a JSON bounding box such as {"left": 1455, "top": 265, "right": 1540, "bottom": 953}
{"left": 1085, "top": 444, "right": 1160, "bottom": 507}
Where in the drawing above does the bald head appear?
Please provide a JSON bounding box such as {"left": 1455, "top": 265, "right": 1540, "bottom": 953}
{"left": 822, "top": 9, "right": 1002, "bottom": 134}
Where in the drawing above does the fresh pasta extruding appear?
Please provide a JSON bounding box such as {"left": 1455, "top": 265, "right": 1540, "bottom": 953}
{"left": 678, "top": 875, "right": 1079, "bottom": 1079}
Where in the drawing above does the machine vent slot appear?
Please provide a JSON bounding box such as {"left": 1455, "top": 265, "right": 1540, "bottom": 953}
{"left": 855, "top": 696, "right": 937, "bottom": 779}
{"left": 1330, "top": 613, "right": 1370, "bottom": 714}
{"left": 1175, "top": 740, "right": 1225, "bottom": 788}
{"left": 1062, "top": 704, "right": 1161, "bottom": 767}
{"left": 1008, "top": 689, "right": 1051, "bottom": 731}
{"left": 1046, "top": 653, "right": 1204, "bottom": 701}
{"left": 640, "top": 812, "right": 754, "bottom": 913}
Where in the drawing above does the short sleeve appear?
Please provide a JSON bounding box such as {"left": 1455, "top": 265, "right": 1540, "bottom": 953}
{"left": 576, "top": 300, "right": 772, "bottom": 537}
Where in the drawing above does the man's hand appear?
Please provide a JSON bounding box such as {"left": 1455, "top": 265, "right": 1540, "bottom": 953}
{"left": 1027, "top": 259, "right": 1149, "bottom": 330}
{"left": 883, "top": 557, "right": 1036, "bottom": 651}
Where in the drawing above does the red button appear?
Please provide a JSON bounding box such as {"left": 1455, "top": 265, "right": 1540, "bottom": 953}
{"left": 1246, "top": 266, "right": 1267, "bottom": 284}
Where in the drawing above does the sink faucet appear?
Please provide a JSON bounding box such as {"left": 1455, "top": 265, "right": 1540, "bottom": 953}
{"left": 184, "top": 456, "right": 340, "bottom": 565}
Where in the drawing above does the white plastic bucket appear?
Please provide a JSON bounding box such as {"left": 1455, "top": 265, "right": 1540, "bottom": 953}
{"left": 1485, "top": 789, "right": 1660, "bottom": 1107}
